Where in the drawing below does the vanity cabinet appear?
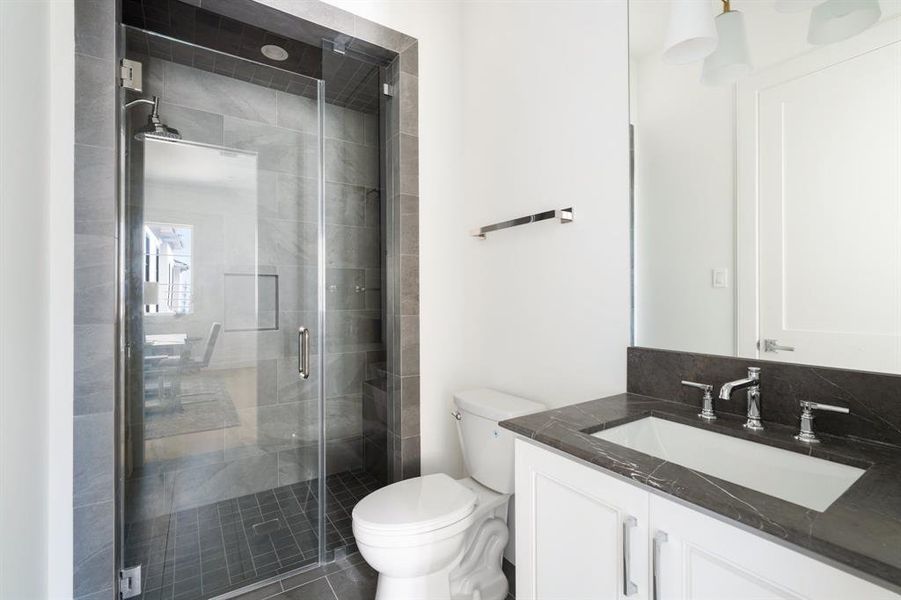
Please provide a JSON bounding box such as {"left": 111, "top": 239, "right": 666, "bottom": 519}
{"left": 515, "top": 439, "right": 649, "bottom": 600}
{"left": 515, "top": 439, "right": 898, "bottom": 600}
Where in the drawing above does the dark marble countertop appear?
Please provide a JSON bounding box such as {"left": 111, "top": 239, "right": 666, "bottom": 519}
{"left": 500, "top": 393, "right": 901, "bottom": 593}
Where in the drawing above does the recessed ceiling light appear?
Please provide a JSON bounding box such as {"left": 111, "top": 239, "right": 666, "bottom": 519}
{"left": 261, "top": 44, "right": 289, "bottom": 61}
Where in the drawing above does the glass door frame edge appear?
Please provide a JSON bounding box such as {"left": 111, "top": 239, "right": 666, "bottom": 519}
{"left": 315, "top": 77, "right": 328, "bottom": 566}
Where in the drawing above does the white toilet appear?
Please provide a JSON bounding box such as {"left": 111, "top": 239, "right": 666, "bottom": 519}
{"left": 352, "top": 388, "right": 545, "bottom": 600}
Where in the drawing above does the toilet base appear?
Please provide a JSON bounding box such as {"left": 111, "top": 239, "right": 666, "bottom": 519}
{"left": 375, "top": 565, "right": 455, "bottom": 600}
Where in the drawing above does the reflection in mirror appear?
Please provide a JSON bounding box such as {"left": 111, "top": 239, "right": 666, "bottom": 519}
{"left": 631, "top": 0, "right": 901, "bottom": 374}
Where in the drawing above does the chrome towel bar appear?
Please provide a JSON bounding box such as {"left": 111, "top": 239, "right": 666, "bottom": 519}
{"left": 470, "top": 207, "right": 574, "bottom": 239}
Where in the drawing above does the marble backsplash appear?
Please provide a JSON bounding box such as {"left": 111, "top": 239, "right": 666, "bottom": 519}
{"left": 627, "top": 346, "right": 901, "bottom": 447}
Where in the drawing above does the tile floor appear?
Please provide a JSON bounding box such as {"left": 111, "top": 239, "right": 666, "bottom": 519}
{"left": 124, "top": 471, "right": 382, "bottom": 600}
{"left": 230, "top": 553, "right": 377, "bottom": 600}
{"left": 231, "top": 554, "right": 517, "bottom": 600}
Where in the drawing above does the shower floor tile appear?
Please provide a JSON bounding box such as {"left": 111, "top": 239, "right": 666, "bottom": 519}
{"left": 125, "top": 470, "right": 382, "bottom": 600}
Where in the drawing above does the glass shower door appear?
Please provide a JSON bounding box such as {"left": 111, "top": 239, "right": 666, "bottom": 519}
{"left": 121, "top": 41, "right": 326, "bottom": 599}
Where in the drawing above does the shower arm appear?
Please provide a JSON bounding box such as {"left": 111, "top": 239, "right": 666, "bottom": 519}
{"left": 125, "top": 97, "right": 155, "bottom": 109}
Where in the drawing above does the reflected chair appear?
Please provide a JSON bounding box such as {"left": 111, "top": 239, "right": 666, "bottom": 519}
{"left": 144, "top": 322, "right": 221, "bottom": 411}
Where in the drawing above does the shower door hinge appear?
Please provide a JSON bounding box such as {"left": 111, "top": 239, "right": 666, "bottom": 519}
{"left": 119, "top": 565, "right": 142, "bottom": 599}
{"left": 382, "top": 83, "right": 395, "bottom": 97}
{"left": 120, "top": 58, "right": 143, "bottom": 92}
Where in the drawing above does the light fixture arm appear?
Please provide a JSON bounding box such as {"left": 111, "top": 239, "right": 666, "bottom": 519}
{"left": 721, "top": 0, "right": 732, "bottom": 13}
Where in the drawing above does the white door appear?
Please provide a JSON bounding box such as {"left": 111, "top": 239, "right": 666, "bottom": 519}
{"left": 515, "top": 440, "right": 649, "bottom": 600}
{"left": 650, "top": 494, "right": 899, "bottom": 600}
{"left": 737, "top": 19, "right": 901, "bottom": 372}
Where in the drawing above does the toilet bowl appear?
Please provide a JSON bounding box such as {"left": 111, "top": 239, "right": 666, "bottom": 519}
{"left": 352, "top": 389, "right": 545, "bottom": 600}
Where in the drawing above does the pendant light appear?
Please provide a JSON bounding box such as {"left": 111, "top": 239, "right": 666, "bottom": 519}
{"left": 662, "top": 0, "right": 719, "bottom": 64}
{"left": 702, "top": 0, "right": 752, "bottom": 85}
{"left": 774, "top": 0, "right": 821, "bottom": 13}
{"left": 808, "top": 0, "right": 882, "bottom": 45}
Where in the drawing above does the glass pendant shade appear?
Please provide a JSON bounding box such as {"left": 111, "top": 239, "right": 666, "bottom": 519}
{"left": 662, "top": 0, "right": 719, "bottom": 64}
{"left": 702, "top": 9, "right": 752, "bottom": 85}
{"left": 808, "top": 0, "right": 882, "bottom": 45}
{"left": 774, "top": 0, "right": 821, "bottom": 13}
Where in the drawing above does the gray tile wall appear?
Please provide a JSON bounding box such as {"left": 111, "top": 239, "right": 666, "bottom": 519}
{"left": 74, "top": 0, "right": 117, "bottom": 597}
{"left": 73, "top": 1, "right": 419, "bottom": 596}
{"left": 384, "top": 43, "right": 421, "bottom": 482}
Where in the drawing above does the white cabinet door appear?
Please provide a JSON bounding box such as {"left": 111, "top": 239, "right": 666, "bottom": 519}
{"left": 650, "top": 494, "right": 899, "bottom": 600}
{"left": 515, "top": 440, "right": 650, "bottom": 600}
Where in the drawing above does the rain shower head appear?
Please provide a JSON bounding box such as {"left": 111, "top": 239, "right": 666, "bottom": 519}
{"left": 125, "top": 96, "right": 182, "bottom": 141}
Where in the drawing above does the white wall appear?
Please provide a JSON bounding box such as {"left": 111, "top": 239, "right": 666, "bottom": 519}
{"left": 322, "top": 0, "right": 631, "bottom": 477}
{"left": 459, "top": 0, "right": 630, "bottom": 407}
{"left": 0, "top": 1, "right": 74, "bottom": 598}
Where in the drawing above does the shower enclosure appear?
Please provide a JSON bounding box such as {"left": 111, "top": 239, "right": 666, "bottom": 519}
{"left": 117, "top": 3, "right": 397, "bottom": 597}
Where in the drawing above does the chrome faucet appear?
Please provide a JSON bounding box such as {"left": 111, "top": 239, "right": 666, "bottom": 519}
{"left": 718, "top": 367, "right": 763, "bottom": 431}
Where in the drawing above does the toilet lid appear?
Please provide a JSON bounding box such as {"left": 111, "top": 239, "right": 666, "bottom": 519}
{"left": 353, "top": 473, "right": 477, "bottom": 535}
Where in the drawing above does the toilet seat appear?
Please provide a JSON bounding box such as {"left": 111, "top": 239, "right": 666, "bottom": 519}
{"left": 353, "top": 474, "right": 477, "bottom": 544}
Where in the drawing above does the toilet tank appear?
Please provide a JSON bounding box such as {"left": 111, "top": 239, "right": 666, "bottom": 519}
{"left": 453, "top": 389, "right": 546, "bottom": 494}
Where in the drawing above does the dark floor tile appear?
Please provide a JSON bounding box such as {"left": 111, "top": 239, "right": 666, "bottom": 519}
{"left": 231, "top": 580, "right": 284, "bottom": 600}
{"left": 281, "top": 577, "right": 337, "bottom": 600}
{"left": 125, "top": 472, "right": 380, "bottom": 600}
{"left": 325, "top": 562, "right": 377, "bottom": 600}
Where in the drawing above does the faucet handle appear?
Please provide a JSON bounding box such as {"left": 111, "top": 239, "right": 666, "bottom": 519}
{"left": 681, "top": 380, "right": 713, "bottom": 393}
{"left": 682, "top": 381, "right": 716, "bottom": 421}
{"left": 800, "top": 401, "right": 850, "bottom": 415}
{"left": 795, "top": 401, "right": 850, "bottom": 443}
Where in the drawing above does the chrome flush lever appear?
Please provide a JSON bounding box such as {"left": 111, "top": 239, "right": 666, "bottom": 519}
{"left": 795, "top": 401, "right": 849, "bottom": 443}
{"left": 682, "top": 380, "right": 716, "bottom": 421}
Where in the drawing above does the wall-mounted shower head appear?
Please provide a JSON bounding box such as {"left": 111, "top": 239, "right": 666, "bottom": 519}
{"left": 125, "top": 96, "right": 182, "bottom": 141}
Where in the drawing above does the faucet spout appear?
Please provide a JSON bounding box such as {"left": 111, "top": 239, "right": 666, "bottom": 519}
{"left": 718, "top": 367, "right": 764, "bottom": 431}
{"left": 718, "top": 377, "right": 757, "bottom": 400}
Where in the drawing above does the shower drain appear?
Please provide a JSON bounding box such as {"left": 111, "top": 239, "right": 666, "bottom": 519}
{"left": 251, "top": 519, "right": 282, "bottom": 536}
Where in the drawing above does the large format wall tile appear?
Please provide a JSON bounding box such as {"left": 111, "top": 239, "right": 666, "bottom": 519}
{"left": 73, "top": 234, "right": 116, "bottom": 325}
{"left": 158, "top": 102, "right": 225, "bottom": 146}
{"left": 73, "top": 500, "right": 115, "bottom": 599}
{"left": 73, "top": 412, "right": 114, "bottom": 507}
{"left": 74, "top": 323, "right": 115, "bottom": 415}
{"left": 277, "top": 92, "right": 320, "bottom": 134}
{"left": 225, "top": 116, "right": 319, "bottom": 177}
{"left": 75, "top": 54, "right": 115, "bottom": 148}
{"left": 324, "top": 139, "right": 379, "bottom": 187}
{"left": 325, "top": 103, "right": 366, "bottom": 145}
{"left": 324, "top": 182, "right": 367, "bottom": 227}
{"left": 74, "top": 144, "right": 115, "bottom": 235}
{"left": 75, "top": 0, "right": 115, "bottom": 60}
{"left": 164, "top": 60, "right": 278, "bottom": 125}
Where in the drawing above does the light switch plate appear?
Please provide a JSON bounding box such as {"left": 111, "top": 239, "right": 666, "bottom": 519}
{"left": 712, "top": 268, "right": 729, "bottom": 288}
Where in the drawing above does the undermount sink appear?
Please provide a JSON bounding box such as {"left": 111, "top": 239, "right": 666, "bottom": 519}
{"left": 592, "top": 417, "right": 865, "bottom": 512}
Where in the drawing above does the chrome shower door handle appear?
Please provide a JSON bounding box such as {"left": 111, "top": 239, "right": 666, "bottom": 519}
{"left": 653, "top": 530, "right": 668, "bottom": 600}
{"left": 297, "top": 327, "right": 310, "bottom": 379}
{"left": 622, "top": 515, "right": 638, "bottom": 596}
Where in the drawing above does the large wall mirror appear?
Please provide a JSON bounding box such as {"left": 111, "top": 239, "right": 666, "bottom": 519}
{"left": 630, "top": 0, "right": 901, "bottom": 374}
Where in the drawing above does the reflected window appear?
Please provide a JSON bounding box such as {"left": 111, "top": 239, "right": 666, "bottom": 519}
{"left": 144, "top": 222, "right": 193, "bottom": 314}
